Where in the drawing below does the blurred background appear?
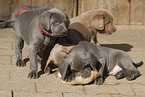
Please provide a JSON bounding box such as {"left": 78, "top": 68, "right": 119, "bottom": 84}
{"left": 0, "top": 0, "right": 144, "bottom": 25}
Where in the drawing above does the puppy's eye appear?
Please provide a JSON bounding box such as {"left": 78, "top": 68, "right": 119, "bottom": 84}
{"left": 106, "top": 21, "right": 111, "bottom": 25}
{"left": 54, "top": 19, "right": 59, "bottom": 24}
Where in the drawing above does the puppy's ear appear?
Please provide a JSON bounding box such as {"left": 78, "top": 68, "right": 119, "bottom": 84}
{"left": 59, "top": 60, "right": 70, "bottom": 80}
{"left": 39, "top": 10, "right": 51, "bottom": 30}
{"left": 86, "top": 52, "right": 98, "bottom": 71}
{"left": 63, "top": 46, "right": 74, "bottom": 53}
{"left": 92, "top": 15, "right": 104, "bottom": 30}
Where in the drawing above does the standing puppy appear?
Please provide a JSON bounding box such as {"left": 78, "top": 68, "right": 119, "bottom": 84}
{"left": 14, "top": 7, "right": 70, "bottom": 79}
{"left": 71, "top": 8, "right": 117, "bottom": 44}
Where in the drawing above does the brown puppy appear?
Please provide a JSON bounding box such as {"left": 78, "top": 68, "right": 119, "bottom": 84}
{"left": 70, "top": 8, "right": 116, "bottom": 44}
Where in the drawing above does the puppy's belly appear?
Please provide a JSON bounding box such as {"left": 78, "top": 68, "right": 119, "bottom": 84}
{"left": 109, "top": 65, "right": 122, "bottom": 75}
{"left": 63, "top": 71, "right": 100, "bottom": 85}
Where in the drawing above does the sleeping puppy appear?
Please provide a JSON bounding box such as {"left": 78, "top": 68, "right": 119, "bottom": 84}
{"left": 70, "top": 8, "right": 117, "bottom": 44}
{"left": 58, "top": 41, "right": 143, "bottom": 85}
{"left": 13, "top": 7, "right": 70, "bottom": 79}
{"left": 44, "top": 22, "right": 91, "bottom": 73}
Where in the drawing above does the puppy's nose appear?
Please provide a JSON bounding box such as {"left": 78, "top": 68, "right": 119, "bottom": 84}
{"left": 113, "top": 26, "right": 117, "bottom": 32}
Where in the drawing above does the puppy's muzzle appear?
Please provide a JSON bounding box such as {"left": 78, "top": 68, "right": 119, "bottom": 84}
{"left": 113, "top": 26, "right": 117, "bottom": 32}
{"left": 54, "top": 24, "right": 68, "bottom": 37}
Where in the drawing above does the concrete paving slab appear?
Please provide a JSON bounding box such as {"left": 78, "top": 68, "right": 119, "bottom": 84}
{"left": 84, "top": 84, "right": 135, "bottom": 96}
{"left": 130, "top": 84, "right": 145, "bottom": 96}
{"left": 0, "top": 28, "right": 14, "bottom": 38}
{"left": 0, "top": 90, "right": 11, "bottom": 97}
{"left": 0, "top": 42, "right": 13, "bottom": 50}
{"left": 0, "top": 56, "right": 11, "bottom": 65}
{"left": 13, "top": 91, "right": 63, "bottom": 97}
{"left": 63, "top": 93, "right": 112, "bottom": 97}
{"left": 36, "top": 74, "right": 85, "bottom": 95}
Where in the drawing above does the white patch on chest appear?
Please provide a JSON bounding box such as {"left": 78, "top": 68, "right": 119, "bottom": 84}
{"left": 109, "top": 65, "right": 123, "bottom": 75}
{"left": 57, "top": 72, "right": 62, "bottom": 78}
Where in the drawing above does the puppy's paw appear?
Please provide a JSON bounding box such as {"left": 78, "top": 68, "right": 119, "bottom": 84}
{"left": 28, "top": 71, "right": 38, "bottom": 79}
{"left": 114, "top": 70, "right": 126, "bottom": 80}
{"left": 94, "top": 77, "right": 103, "bottom": 85}
{"left": 44, "top": 67, "right": 51, "bottom": 74}
{"left": 16, "top": 60, "right": 26, "bottom": 67}
{"left": 126, "top": 70, "right": 140, "bottom": 81}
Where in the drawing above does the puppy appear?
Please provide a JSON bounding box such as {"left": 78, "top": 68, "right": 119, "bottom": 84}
{"left": 13, "top": 6, "right": 69, "bottom": 79}
{"left": 44, "top": 22, "right": 91, "bottom": 73}
{"left": 58, "top": 41, "right": 143, "bottom": 85}
{"left": 44, "top": 44, "right": 74, "bottom": 73}
{"left": 70, "top": 8, "right": 117, "bottom": 44}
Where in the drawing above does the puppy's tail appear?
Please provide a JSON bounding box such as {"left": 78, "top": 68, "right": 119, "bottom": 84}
{"left": 133, "top": 61, "right": 143, "bottom": 67}
{"left": 0, "top": 20, "right": 14, "bottom": 28}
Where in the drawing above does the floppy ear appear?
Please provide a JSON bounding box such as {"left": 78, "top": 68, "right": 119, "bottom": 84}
{"left": 86, "top": 52, "right": 98, "bottom": 71}
{"left": 92, "top": 15, "right": 104, "bottom": 30}
{"left": 58, "top": 60, "right": 70, "bottom": 80}
{"left": 39, "top": 10, "right": 52, "bottom": 30}
{"left": 63, "top": 46, "right": 74, "bottom": 53}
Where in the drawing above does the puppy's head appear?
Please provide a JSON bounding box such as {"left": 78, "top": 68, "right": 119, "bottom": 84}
{"left": 58, "top": 49, "right": 100, "bottom": 85}
{"left": 39, "top": 8, "right": 70, "bottom": 37}
{"left": 91, "top": 8, "right": 116, "bottom": 35}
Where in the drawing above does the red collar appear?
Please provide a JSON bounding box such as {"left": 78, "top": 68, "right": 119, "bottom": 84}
{"left": 16, "top": 9, "right": 29, "bottom": 18}
{"left": 16, "top": 8, "right": 50, "bottom": 37}
{"left": 40, "top": 24, "right": 50, "bottom": 37}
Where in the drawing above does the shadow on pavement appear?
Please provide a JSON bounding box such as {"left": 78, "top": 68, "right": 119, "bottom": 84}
{"left": 101, "top": 43, "right": 133, "bottom": 52}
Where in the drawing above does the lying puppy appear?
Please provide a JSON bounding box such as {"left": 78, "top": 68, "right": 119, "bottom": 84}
{"left": 44, "top": 22, "right": 91, "bottom": 73}
{"left": 11, "top": 6, "right": 69, "bottom": 79}
{"left": 70, "top": 8, "right": 117, "bottom": 44}
{"left": 58, "top": 41, "right": 143, "bottom": 85}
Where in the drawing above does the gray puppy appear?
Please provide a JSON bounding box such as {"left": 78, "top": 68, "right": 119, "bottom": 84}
{"left": 58, "top": 41, "right": 143, "bottom": 85}
{"left": 8, "top": 6, "right": 70, "bottom": 79}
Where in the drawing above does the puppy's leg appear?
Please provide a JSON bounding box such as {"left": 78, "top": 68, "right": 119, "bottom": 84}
{"left": 126, "top": 70, "right": 140, "bottom": 81}
{"left": 94, "top": 32, "right": 100, "bottom": 45}
{"left": 44, "top": 59, "right": 53, "bottom": 73}
{"left": 114, "top": 70, "right": 126, "bottom": 80}
{"left": 118, "top": 53, "right": 141, "bottom": 80}
{"left": 15, "top": 34, "right": 25, "bottom": 67}
{"left": 94, "top": 58, "right": 105, "bottom": 85}
{"left": 41, "top": 42, "right": 55, "bottom": 73}
{"left": 28, "top": 45, "right": 38, "bottom": 79}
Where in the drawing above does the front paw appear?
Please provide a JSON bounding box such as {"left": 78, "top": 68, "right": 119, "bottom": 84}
{"left": 94, "top": 77, "right": 103, "bottom": 85}
{"left": 16, "top": 60, "right": 26, "bottom": 67}
{"left": 28, "top": 71, "right": 38, "bottom": 79}
{"left": 44, "top": 67, "right": 51, "bottom": 74}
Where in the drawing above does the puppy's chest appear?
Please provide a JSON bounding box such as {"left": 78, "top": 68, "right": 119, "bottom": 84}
{"left": 38, "top": 37, "right": 56, "bottom": 52}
